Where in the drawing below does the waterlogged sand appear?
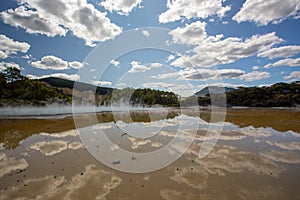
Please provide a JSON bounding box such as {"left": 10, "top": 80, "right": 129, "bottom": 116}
{"left": 0, "top": 108, "right": 300, "bottom": 199}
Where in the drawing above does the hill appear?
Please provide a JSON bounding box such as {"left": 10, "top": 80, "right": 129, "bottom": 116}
{"left": 195, "top": 86, "right": 235, "bottom": 97}
{"left": 40, "top": 77, "right": 113, "bottom": 95}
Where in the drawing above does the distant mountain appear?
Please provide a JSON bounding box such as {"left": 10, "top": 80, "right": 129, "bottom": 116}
{"left": 40, "top": 77, "right": 113, "bottom": 95}
{"left": 195, "top": 86, "right": 235, "bottom": 97}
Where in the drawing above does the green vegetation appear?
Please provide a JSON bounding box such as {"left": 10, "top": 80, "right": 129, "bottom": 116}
{"left": 41, "top": 77, "right": 112, "bottom": 95}
{"left": 0, "top": 67, "right": 71, "bottom": 106}
{"left": 191, "top": 82, "right": 300, "bottom": 107}
{"left": 1, "top": 67, "right": 299, "bottom": 108}
{"left": 227, "top": 82, "right": 300, "bottom": 107}
{"left": 104, "top": 87, "right": 179, "bottom": 107}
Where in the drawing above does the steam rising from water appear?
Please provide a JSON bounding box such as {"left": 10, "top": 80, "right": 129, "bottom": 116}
{"left": 0, "top": 105, "right": 158, "bottom": 117}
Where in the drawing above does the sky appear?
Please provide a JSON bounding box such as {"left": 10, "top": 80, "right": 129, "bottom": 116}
{"left": 0, "top": 0, "right": 299, "bottom": 96}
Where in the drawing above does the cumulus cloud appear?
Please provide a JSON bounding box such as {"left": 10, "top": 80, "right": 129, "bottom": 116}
{"left": 128, "top": 61, "right": 163, "bottom": 73}
{"left": 166, "top": 54, "right": 176, "bottom": 62}
{"left": 283, "top": 71, "right": 300, "bottom": 81}
{"left": 0, "top": 62, "right": 21, "bottom": 71}
{"left": 258, "top": 46, "right": 300, "bottom": 59}
{"left": 239, "top": 71, "right": 270, "bottom": 82}
{"left": 92, "top": 80, "right": 112, "bottom": 86}
{"left": 27, "top": 73, "right": 80, "bottom": 81}
{"left": 169, "top": 21, "right": 207, "bottom": 45}
{"left": 110, "top": 59, "right": 120, "bottom": 67}
{"left": 151, "top": 72, "right": 179, "bottom": 79}
{"left": 31, "top": 55, "right": 68, "bottom": 70}
{"left": 150, "top": 63, "right": 163, "bottom": 68}
{"left": 175, "top": 68, "right": 245, "bottom": 80}
{"left": 233, "top": 0, "right": 300, "bottom": 26}
{"left": 31, "top": 55, "right": 84, "bottom": 70}
{"left": 264, "top": 57, "right": 300, "bottom": 68}
{"left": 142, "top": 30, "right": 150, "bottom": 37}
{"left": 116, "top": 82, "right": 126, "bottom": 88}
{"left": 152, "top": 68, "right": 269, "bottom": 82}
{"left": 0, "top": 34, "right": 30, "bottom": 58}
{"left": 0, "top": 6, "right": 67, "bottom": 37}
{"left": 158, "top": 0, "right": 231, "bottom": 23}
{"left": 0, "top": 50, "right": 7, "bottom": 59}
{"left": 0, "top": 0, "right": 122, "bottom": 46}
{"left": 142, "top": 82, "right": 195, "bottom": 96}
{"left": 100, "top": 0, "right": 143, "bottom": 15}
{"left": 171, "top": 32, "right": 283, "bottom": 68}
{"left": 252, "top": 66, "right": 259, "bottom": 70}
{"left": 128, "top": 61, "right": 150, "bottom": 73}
{"left": 69, "top": 61, "right": 84, "bottom": 69}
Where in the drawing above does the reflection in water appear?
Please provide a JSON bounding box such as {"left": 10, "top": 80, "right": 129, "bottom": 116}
{"left": 0, "top": 108, "right": 300, "bottom": 199}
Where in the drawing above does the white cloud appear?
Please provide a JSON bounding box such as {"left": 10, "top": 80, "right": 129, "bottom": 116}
{"left": 179, "top": 68, "right": 245, "bottom": 80}
{"left": 150, "top": 63, "right": 163, "bottom": 68}
{"left": 169, "top": 21, "right": 207, "bottom": 45}
{"left": 128, "top": 61, "right": 150, "bottom": 73}
{"left": 158, "top": 0, "right": 231, "bottom": 23}
{"left": 116, "top": 82, "right": 126, "bottom": 88}
{"left": 21, "top": 54, "right": 32, "bottom": 59}
{"left": 31, "top": 55, "right": 68, "bottom": 70}
{"left": 152, "top": 68, "right": 269, "bottom": 82}
{"left": 100, "top": 0, "right": 143, "bottom": 15}
{"left": 252, "top": 66, "right": 259, "bottom": 70}
{"left": 92, "top": 80, "right": 112, "bottom": 86}
{"left": 264, "top": 57, "right": 300, "bottom": 68}
{"left": 69, "top": 61, "right": 84, "bottom": 69}
{"left": 171, "top": 32, "right": 283, "bottom": 68}
{"left": 284, "top": 71, "right": 300, "bottom": 80}
{"left": 233, "top": 0, "right": 300, "bottom": 26}
{"left": 0, "top": 34, "right": 30, "bottom": 58}
{"left": 0, "top": 50, "right": 8, "bottom": 59}
{"left": 239, "top": 71, "right": 270, "bottom": 82}
{"left": 218, "top": 69, "right": 245, "bottom": 78}
{"left": 258, "top": 45, "right": 300, "bottom": 59}
{"left": 1, "top": 0, "right": 122, "bottom": 46}
{"left": 110, "top": 59, "right": 120, "bottom": 67}
{"left": 0, "top": 62, "right": 21, "bottom": 71}
{"left": 27, "top": 73, "right": 80, "bottom": 81}
{"left": 143, "top": 82, "right": 194, "bottom": 96}
{"left": 0, "top": 6, "right": 67, "bottom": 37}
{"left": 31, "top": 55, "right": 84, "bottom": 70}
{"left": 166, "top": 54, "right": 176, "bottom": 62}
{"left": 142, "top": 30, "right": 150, "bottom": 37}
{"left": 128, "top": 61, "right": 163, "bottom": 73}
{"left": 151, "top": 72, "right": 179, "bottom": 79}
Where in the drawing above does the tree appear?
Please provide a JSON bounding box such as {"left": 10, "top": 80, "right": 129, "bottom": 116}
{"left": 3, "top": 67, "right": 23, "bottom": 83}
{"left": 0, "top": 73, "right": 6, "bottom": 85}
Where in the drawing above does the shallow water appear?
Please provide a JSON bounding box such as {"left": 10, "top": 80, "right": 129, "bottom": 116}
{"left": 0, "top": 108, "right": 300, "bottom": 199}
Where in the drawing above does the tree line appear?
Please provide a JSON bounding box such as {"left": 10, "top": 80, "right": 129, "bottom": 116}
{"left": 187, "top": 82, "right": 300, "bottom": 107}
{"left": 0, "top": 67, "right": 71, "bottom": 106}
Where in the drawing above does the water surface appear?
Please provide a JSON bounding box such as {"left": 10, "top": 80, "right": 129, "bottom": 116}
{"left": 0, "top": 108, "right": 300, "bottom": 199}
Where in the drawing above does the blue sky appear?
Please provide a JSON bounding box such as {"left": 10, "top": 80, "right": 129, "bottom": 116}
{"left": 0, "top": 0, "right": 299, "bottom": 96}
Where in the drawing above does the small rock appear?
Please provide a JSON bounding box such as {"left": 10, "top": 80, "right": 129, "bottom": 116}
{"left": 113, "top": 160, "right": 120, "bottom": 165}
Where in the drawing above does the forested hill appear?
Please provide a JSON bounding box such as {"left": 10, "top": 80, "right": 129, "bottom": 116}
{"left": 226, "top": 82, "right": 300, "bottom": 107}
{"left": 0, "top": 67, "right": 179, "bottom": 107}
{"left": 40, "top": 77, "right": 113, "bottom": 95}
{"left": 188, "top": 82, "right": 300, "bottom": 107}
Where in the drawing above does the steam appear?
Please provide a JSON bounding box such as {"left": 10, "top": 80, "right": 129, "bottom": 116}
{"left": 0, "top": 104, "right": 168, "bottom": 118}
